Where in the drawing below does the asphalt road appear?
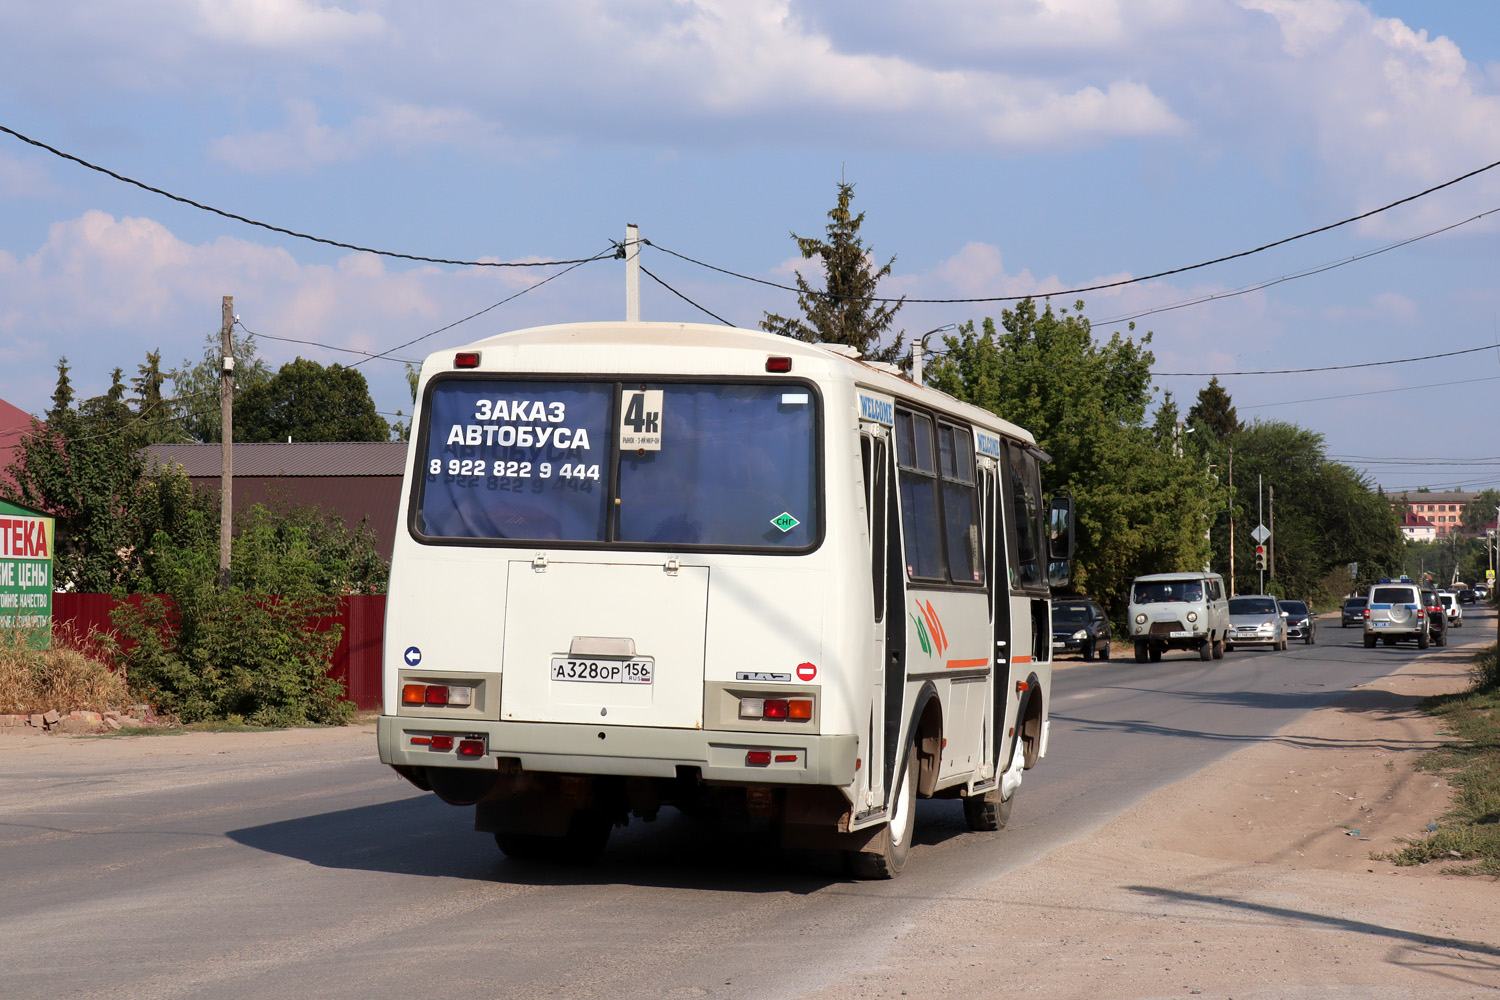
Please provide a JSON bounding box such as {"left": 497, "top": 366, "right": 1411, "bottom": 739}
{"left": 1, "top": 608, "right": 1492, "bottom": 1000}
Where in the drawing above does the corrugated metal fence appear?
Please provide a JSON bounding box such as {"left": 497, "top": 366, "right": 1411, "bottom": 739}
{"left": 52, "top": 593, "right": 386, "bottom": 711}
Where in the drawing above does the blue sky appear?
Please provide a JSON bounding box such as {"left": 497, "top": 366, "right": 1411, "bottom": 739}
{"left": 2, "top": 0, "right": 1499, "bottom": 494}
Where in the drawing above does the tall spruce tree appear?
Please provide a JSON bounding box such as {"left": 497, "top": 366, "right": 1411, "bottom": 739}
{"left": 1188, "top": 376, "right": 1241, "bottom": 442}
{"left": 760, "top": 182, "right": 905, "bottom": 361}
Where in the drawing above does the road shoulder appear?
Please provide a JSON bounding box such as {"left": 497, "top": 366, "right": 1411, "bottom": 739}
{"left": 816, "top": 643, "right": 1499, "bottom": 998}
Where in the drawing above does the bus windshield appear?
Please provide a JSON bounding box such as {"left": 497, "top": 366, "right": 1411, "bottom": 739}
{"left": 415, "top": 379, "right": 818, "bottom": 549}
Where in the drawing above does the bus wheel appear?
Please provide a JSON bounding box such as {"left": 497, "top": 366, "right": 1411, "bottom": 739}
{"left": 849, "top": 741, "right": 917, "bottom": 879}
{"left": 494, "top": 809, "right": 611, "bottom": 864}
{"left": 962, "top": 785, "right": 1013, "bottom": 832}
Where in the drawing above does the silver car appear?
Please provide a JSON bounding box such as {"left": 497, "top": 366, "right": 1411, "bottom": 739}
{"left": 1225, "top": 595, "right": 1287, "bottom": 651}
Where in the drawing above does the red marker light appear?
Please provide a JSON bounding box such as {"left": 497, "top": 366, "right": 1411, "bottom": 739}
{"left": 429, "top": 735, "right": 455, "bottom": 751}
{"left": 424, "top": 685, "right": 449, "bottom": 706}
{"left": 454, "top": 351, "right": 481, "bottom": 368}
{"left": 746, "top": 751, "right": 771, "bottom": 766}
{"left": 457, "top": 738, "right": 486, "bottom": 758}
{"left": 775, "top": 754, "right": 798, "bottom": 763}
{"left": 765, "top": 356, "right": 793, "bottom": 373}
{"left": 410, "top": 735, "right": 432, "bottom": 746}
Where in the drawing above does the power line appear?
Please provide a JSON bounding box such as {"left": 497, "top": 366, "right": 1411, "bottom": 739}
{"left": 638, "top": 264, "right": 734, "bottom": 326}
{"left": 647, "top": 154, "right": 1500, "bottom": 305}
{"left": 0, "top": 123, "right": 616, "bottom": 270}
{"left": 1096, "top": 206, "right": 1500, "bottom": 326}
{"left": 1240, "top": 373, "right": 1500, "bottom": 410}
{"left": 351, "top": 246, "right": 612, "bottom": 367}
{"left": 235, "top": 321, "right": 419, "bottom": 365}
{"left": 923, "top": 338, "right": 1499, "bottom": 378}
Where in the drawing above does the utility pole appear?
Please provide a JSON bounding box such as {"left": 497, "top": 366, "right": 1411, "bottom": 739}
{"left": 219, "top": 296, "right": 234, "bottom": 590}
{"left": 1228, "top": 447, "right": 1235, "bottom": 596}
{"left": 624, "top": 223, "right": 640, "bottom": 322}
{"left": 1258, "top": 473, "right": 1264, "bottom": 594}
{"left": 1268, "top": 484, "right": 1275, "bottom": 581}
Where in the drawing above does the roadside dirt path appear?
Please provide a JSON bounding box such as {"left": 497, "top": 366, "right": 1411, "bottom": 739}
{"left": 810, "top": 643, "right": 1499, "bottom": 999}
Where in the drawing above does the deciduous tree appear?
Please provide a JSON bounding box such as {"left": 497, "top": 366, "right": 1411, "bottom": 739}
{"left": 237, "top": 358, "right": 389, "bottom": 443}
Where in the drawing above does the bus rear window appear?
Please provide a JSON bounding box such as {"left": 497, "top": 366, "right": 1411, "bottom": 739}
{"left": 416, "top": 381, "right": 612, "bottom": 542}
{"left": 414, "top": 379, "right": 818, "bottom": 550}
{"left": 618, "top": 384, "right": 816, "bottom": 548}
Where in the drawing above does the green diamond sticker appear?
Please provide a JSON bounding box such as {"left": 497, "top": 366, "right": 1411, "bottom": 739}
{"left": 770, "top": 511, "right": 800, "bottom": 533}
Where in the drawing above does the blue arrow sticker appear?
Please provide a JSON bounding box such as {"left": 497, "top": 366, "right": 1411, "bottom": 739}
{"left": 404, "top": 646, "right": 422, "bottom": 666}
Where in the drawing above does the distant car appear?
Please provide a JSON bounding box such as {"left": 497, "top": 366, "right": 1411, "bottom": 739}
{"left": 1475, "top": 585, "right": 1489, "bottom": 600}
{"left": 1051, "top": 597, "right": 1113, "bottom": 661}
{"left": 1363, "top": 578, "right": 1431, "bottom": 649}
{"left": 1225, "top": 595, "right": 1287, "bottom": 651}
{"left": 1457, "top": 589, "right": 1476, "bottom": 605}
{"left": 1423, "top": 590, "right": 1448, "bottom": 647}
{"left": 1279, "top": 599, "right": 1315, "bottom": 644}
{"left": 1341, "top": 597, "right": 1367, "bottom": 628}
{"left": 1440, "top": 592, "right": 1462, "bottom": 627}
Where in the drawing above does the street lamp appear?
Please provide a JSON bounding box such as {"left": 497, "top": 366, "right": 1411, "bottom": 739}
{"left": 912, "top": 323, "right": 957, "bottom": 385}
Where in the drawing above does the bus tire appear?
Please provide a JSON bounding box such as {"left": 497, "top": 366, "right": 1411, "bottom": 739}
{"left": 848, "top": 740, "right": 917, "bottom": 879}
{"left": 494, "top": 809, "right": 611, "bottom": 864}
{"left": 962, "top": 786, "right": 1013, "bottom": 832}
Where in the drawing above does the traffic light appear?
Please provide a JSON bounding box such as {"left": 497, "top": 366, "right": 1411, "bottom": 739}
{"left": 1254, "top": 545, "right": 1266, "bottom": 570}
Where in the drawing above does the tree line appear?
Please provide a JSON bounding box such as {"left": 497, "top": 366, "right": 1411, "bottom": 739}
{"left": 766, "top": 182, "right": 1405, "bottom": 617}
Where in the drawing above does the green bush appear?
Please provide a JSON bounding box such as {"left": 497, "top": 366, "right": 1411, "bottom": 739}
{"left": 108, "top": 514, "right": 353, "bottom": 726}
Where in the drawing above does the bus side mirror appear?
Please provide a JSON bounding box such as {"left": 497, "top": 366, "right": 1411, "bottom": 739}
{"left": 1047, "top": 493, "right": 1075, "bottom": 561}
{"left": 1047, "top": 492, "right": 1075, "bottom": 589}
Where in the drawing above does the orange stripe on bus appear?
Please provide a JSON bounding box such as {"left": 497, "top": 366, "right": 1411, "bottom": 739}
{"left": 945, "top": 658, "right": 989, "bottom": 669}
{"left": 1012, "top": 655, "right": 1032, "bottom": 663}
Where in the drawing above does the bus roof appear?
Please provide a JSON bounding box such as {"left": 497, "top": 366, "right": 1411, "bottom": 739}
{"left": 426, "top": 321, "right": 1037, "bottom": 447}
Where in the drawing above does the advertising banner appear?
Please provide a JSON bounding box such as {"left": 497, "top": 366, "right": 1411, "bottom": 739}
{"left": 0, "top": 499, "right": 54, "bottom": 645}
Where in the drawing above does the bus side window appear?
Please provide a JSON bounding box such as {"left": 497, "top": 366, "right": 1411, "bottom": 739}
{"left": 937, "top": 423, "right": 982, "bottom": 585}
{"left": 1003, "top": 442, "right": 1042, "bottom": 589}
{"left": 894, "top": 410, "right": 945, "bottom": 581}
{"left": 862, "top": 434, "right": 887, "bottom": 622}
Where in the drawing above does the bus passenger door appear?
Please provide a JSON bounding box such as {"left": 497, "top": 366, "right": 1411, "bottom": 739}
{"left": 982, "top": 464, "right": 1013, "bottom": 779}
{"left": 859, "top": 430, "right": 896, "bottom": 813}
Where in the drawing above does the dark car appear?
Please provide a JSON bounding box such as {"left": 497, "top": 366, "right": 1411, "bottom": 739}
{"left": 1340, "top": 597, "right": 1367, "bottom": 628}
{"left": 1279, "top": 599, "right": 1315, "bottom": 644}
{"left": 1051, "top": 597, "right": 1113, "bottom": 661}
{"left": 1422, "top": 590, "right": 1448, "bottom": 647}
{"left": 1458, "top": 589, "right": 1477, "bottom": 605}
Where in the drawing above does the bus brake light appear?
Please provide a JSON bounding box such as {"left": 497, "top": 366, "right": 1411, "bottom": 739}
{"left": 457, "top": 738, "right": 486, "bottom": 757}
{"left": 454, "top": 351, "right": 481, "bottom": 368}
{"left": 765, "top": 356, "right": 793, "bottom": 373}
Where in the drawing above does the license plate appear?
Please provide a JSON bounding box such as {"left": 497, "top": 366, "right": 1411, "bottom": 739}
{"left": 1373, "top": 622, "right": 1389, "bottom": 628}
{"left": 1052, "top": 641, "right": 1065, "bottom": 649}
{"left": 550, "top": 657, "right": 653, "bottom": 684}
{"left": 1170, "top": 630, "right": 1193, "bottom": 638}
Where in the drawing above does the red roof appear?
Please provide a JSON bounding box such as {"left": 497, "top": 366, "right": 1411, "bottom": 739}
{"left": 0, "top": 398, "right": 40, "bottom": 491}
{"left": 1401, "top": 512, "right": 1435, "bottom": 528}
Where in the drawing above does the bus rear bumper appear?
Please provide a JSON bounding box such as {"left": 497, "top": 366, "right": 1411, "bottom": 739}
{"left": 377, "top": 715, "right": 859, "bottom": 787}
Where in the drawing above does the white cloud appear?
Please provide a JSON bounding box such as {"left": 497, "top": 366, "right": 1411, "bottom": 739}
{"left": 209, "top": 99, "right": 539, "bottom": 171}
{"left": 0, "top": 210, "right": 585, "bottom": 413}
{"left": 193, "top": 0, "right": 384, "bottom": 48}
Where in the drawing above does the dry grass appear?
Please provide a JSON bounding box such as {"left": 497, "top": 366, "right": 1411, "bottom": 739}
{"left": 0, "top": 624, "right": 130, "bottom": 715}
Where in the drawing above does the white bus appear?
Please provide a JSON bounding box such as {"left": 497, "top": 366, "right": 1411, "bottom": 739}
{"left": 378, "top": 321, "right": 1074, "bottom": 878}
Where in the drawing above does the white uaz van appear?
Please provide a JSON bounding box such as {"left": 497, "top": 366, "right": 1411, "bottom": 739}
{"left": 1127, "top": 571, "right": 1231, "bottom": 663}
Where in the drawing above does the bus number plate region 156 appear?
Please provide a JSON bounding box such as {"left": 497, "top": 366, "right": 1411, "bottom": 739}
{"left": 550, "top": 657, "right": 654, "bottom": 684}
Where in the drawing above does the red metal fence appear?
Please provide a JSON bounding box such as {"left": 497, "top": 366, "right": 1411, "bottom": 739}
{"left": 52, "top": 593, "right": 386, "bottom": 711}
